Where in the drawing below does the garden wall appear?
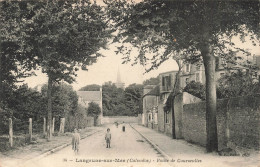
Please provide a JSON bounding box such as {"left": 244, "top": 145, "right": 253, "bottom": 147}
{"left": 102, "top": 116, "right": 138, "bottom": 124}
{"left": 183, "top": 95, "right": 260, "bottom": 151}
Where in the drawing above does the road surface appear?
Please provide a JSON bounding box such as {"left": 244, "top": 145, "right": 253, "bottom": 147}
{"left": 22, "top": 124, "right": 171, "bottom": 167}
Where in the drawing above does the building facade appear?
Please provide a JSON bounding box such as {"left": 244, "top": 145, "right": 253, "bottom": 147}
{"left": 77, "top": 88, "right": 103, "bottom": 125}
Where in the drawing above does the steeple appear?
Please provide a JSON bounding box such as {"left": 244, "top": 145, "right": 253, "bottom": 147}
{"left": 115, "top": 67, "right": 125, "bottom": 89}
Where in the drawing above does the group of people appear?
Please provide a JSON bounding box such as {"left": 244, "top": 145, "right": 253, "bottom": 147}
{"left": 71, "top": 127, "right": 112, "bottom": 154}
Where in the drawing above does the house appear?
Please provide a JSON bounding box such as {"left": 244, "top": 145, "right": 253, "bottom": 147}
{"left": 77, "top": 88, "right": 103, "bottom": 125}
{"left": 142, "top": 71, "right": 178, "bottom": 135}
{"left": 179, "top": 55, "right": 260, "bottom": 88}
{"left": 142, "top": 85, "right": 157, "bottom": 126}
{"left": 143, "top": 85, "right": 160, "bottom": 130}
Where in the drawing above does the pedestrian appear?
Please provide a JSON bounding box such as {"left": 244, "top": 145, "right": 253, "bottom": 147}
{"left": 105, "top": 128, "right": 111, "bottom": 148}
{"left": 72, "top": 128, "right": 80, "bottom": 155}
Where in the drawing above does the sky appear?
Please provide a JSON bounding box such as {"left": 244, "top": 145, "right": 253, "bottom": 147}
{"left": 22, "top": 29, "right": 259, "bottom": 91}
{"left": 22, "top": 44, "right": 178, "bottom": 91}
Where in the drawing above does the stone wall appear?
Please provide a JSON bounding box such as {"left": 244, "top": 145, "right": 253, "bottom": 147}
{"left": 102, "top": 116, "right": 138, "bottom": 124}
{"left": 138, "top": 114, "right": 142, "bottom": 125}
{"left": 174, "top": 92, "right": 202, "bottom": 139}
{"left": 158, "top": 103, "right": 165, "bottom": 132}
{"left": 86, "top": 117, "right": 94, "bottom": 127}
{"left": 183, "top": 95, "right": 260, "bottom": 150}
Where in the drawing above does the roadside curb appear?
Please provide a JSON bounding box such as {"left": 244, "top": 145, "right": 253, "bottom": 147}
{"left": 129, "top": 124, "right": 172, "bottom": 161}
{"left": 20, "top": 130, "right": 101, "bottom": 167}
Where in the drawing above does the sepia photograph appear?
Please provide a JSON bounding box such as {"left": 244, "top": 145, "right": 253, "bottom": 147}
{"left": 0, "top": 0, "right": 259, "bottom": 167}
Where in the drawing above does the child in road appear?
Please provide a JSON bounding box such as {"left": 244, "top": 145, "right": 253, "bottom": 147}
{"left": 72, "top": 128, "right": 80, "bottom": 154}
{"left": 105, "top": 128, "right": 111, "bottom": 148}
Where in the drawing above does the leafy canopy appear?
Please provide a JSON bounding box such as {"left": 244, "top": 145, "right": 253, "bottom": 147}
{"left": 105, "top": 0, "right": 259, "bottom": 71}
{"left": 24, "top": 0, "right": 112, "bottom": 83}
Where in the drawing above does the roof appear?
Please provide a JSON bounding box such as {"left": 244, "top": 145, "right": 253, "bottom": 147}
{"left": 144, "top": 85, "right": 156, "bottom": 89}
{"left": 143, "top": 85, "right": 160, "bottom": 97}
{"left": 77, "top": 91, "right": 101, "bottom": 101}
{"left": 159, "top": 70, "right": 178, "bottom": 75}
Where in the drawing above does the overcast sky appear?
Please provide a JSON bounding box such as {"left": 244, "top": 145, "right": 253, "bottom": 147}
{"left": 22, "top": 29, "right": 259, "bottom": 91}
{"left": 22, "top": 44, "right": 178, "bottom": 90}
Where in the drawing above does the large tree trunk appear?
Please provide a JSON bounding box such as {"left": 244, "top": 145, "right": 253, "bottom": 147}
{"left": 0, "top": 54, "right": 3, "bottom": 107}
{"left": 171, "top": 60, "right": 181, "bottom": 139}
{"left": 171, "top": 59, "right": 182, "bottom": 139}
{"left": 202, "top": 45, "right": 218, "bottom": 152}
{"left": 47, "top": 76, "right": 53, "bottom": 141}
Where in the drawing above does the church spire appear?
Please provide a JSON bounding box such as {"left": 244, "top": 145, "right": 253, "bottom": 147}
{"left": 115, "top": 67, "right": 125, "bottom": 89}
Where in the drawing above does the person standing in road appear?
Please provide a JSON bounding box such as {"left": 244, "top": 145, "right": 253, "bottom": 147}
{"left": 72, "top": 128, "right": 80, "bottom": 154}
{"left": 105, "top": 128, "right": 111, "bottom": 148}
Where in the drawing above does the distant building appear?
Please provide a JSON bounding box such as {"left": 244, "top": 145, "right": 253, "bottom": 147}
{"left": 142, "top": 85, "right": 159, "bottom": 127}
{"left": 179, "top": 55, "right": 260, "bottom": 88}
{"left": 142, "top": 54, "right": 260, "bottom": 138}
{"left": 115, "top": 68, "right": 125, "bottom": 89}
{"left": 77, "top": 88, "right": 103, "bottom": 125}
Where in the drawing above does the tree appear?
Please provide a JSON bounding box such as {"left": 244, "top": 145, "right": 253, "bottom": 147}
{"left": 124, "top": 83, "right": 143, "bottom": 116}
{"left": 19, "top": 0, "right": 111, "bottom": 140}
{"left": 79, "top": 84, "right": 101, "bottom": 91}
{"left": 87, "top": 102, "right": 101, "bottom": 125}
{"left": 143, "top": 76, "right": 159, "bottom": 86}
{"left": 102, "top": 82, "right": 126, "bottom": 116}
{"left": 0, "top": 84, "right": 46, "bottom": 134}
{"left": 41, "top": 83, "right": 78, "bottom": 131}
{"left": 217, "top": 69, "right": 260, "bottom": 98}
{"left": 183, "top": 81, "right": 206, "bottom": 100}
{"left": 105, "top": 0, "right": 259, "bottom": 152}
{"left": 0, "top": 1, "right": 39, "bottom": 108}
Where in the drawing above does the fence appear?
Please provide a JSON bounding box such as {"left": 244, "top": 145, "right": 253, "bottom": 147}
{"left": 0, "top": 117, "right": 69, "bottom": 151}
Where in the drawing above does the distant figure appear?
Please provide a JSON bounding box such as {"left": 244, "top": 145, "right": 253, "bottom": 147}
{"left": 105, "top": 128, "right": 111, "bottom": 148}
{"left": 72, "top": 128, "right": 80, "bottom": 154}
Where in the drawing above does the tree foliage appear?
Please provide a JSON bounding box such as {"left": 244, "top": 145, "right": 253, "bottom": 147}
{"left": 79, "top": 84, "right": 101, "bottom": 91}
{"left": 0, "top": 84, "right": 46, "bottom": 134}
{"left": 41, "top": 83, "right": 78, "bottom": 118}
{"left": 124, "top": 83, "right": 143, "bottom": 116}
{"left": 0, "top": 1, "right": 39, "bottom": 107}
{"left": 6, "top": 0, "right": 113, "bottom": 140}
{"left": 183, "top": 81, "right": 206, "bottom": 100}
{"left": 105, "top": 0, "right": 259, "bottom": 152}
{"left": 87, "top": 102, "right": 101, "bottom": 117}
{"left": 80, "top": 82, "right": 144, "bottom": 116}
{"left": 217, "top": 70, "right": 260, "bottom": 98}
{"left": 101, "top": 82, "right": 126, "bottom": 116}
{"left": 143, "top": 76, "right": 159, "bottom": 86}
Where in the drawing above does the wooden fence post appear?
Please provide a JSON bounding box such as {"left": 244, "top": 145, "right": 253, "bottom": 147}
{"left": 43, "top": 117, "right": 46, "bottom": 135}
{"left": 9, "top": 118, "right": 13, "bottom": 147}
{"left": 29, "top": 118, "right": 32, "bottom": 142}
{"left": 52, "top": 117, "right": 55, "bottom": 134}
{"left": 59, "top": 118, "right": 65, "bottom": 133}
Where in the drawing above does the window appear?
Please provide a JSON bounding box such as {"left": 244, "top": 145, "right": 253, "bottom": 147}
{"left": 195, "top": 73, "right": 200, "bottom": 82}
{"left": 185, "top": 64, "right": 190, "bottom": 73}
{"left": 165, "top": 111, "right": 169, "bottom": 124}
{"left": 162, "top": 75, "right": 172, "bottom": 91}
{"left": 185, "top": 78, "right": 189, "bottom": 85}
{"left": 148, "top": 113, "right": 153, "bottom": 122}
